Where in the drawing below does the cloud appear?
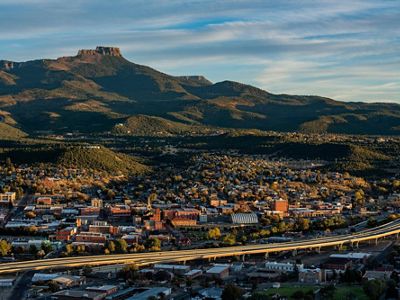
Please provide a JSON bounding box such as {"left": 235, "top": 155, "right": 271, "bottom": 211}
{"left": 0, "top": 0, "right": 398, "bottom": 102}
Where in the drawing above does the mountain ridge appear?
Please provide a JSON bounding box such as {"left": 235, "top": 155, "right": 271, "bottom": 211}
{"left": 0, "top": 46, "right": 399, "bottom": 137}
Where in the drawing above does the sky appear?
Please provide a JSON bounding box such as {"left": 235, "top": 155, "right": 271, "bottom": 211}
{"left": 0, "top": 0, "right": 399, "bottom": 103}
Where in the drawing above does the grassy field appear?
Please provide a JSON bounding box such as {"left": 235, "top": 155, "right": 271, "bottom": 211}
{"left": 263, "top": 284, "right": 368, "bottom": 300}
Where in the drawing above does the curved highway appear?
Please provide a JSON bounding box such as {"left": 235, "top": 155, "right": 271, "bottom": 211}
{"left": 0, "top": 219, "right": 399, "bottom": 274}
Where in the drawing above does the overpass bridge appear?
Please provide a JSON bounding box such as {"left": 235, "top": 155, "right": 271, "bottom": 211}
{"left": 0, "top": 219, "right": 400, "bottom": 274}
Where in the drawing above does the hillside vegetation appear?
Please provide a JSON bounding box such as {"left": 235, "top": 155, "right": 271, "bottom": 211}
{"left": 0, "top": 47, "right": 400, "bottom": 136}
{"left": 0, "top": 144, "right": 149, "bottom": 175}
{"left": 112, "top": 114, "right": 214, "bottom": 136}
{"left": 57, "top": 146, "right": 149, "bottom": 174}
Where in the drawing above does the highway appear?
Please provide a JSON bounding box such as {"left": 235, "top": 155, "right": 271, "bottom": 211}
{"left": 1, "top": 219, "right": 400, "bottom": 274}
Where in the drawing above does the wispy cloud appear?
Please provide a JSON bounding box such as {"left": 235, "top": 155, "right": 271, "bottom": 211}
{"left": 0, "top": 0, "right": 398, "bottom": 102}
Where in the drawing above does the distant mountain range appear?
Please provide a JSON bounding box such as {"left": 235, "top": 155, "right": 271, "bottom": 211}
{"left": 0, "top": 46, "right": 399, "bottom": 137}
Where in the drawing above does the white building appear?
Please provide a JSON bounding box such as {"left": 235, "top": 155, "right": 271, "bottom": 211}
{"left": 265, "top": 261, "right": 304, "bottom": 273}
{"left": 231, "top": 213, "right": 258, "bottom": 224}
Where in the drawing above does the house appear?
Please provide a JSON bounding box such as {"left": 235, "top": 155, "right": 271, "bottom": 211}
{"left": 52, "top": 275, "right": 86, "bottom": 288}
{"left": 36, "top": 197, "right": 52, "bottom": 206}
{"left": 32, "top": 273, "right": 85, "bottom": 287}
{"left": 198, "top": 287, "right": 223, "bottom": 300}
{"left": 52, "top": 290, "right": 103, "bottom": 300}
{"left": 363, "top": 270, "right": 393, "bottom": 281}
{"left": 184, "top": 269, "right": 203, "bottom": 280}
{"left": 230, "top": 262, "right": 244, "bottom": 273}
{"left": 86, "top": 285, "right": 118, "bottom": 296}
{"left": 125, "top": 287, "right": 171, "bottom": 300}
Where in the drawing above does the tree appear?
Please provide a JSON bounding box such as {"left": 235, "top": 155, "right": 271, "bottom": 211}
{"left": 106, "top": 189, "right": 115, "bottom": 200}
{"left": 207, "top": 227, "right": 221, "bottom": 240}
{"left": 116, "top": 239, "right": 128, "bottom": 253}
{"left": 120, "top": 263, "right": 139, "bottom": 281}
{"left": 146, "top": 238, "right": 161, "bottom": 251}
{"left": 223, "top": 233, "right": 236, "bottom": 246}
{"left": 0, "top": 240, "right": 12, "bottom": 256}
{"left": 41, "top": 241, "right": 53, "bottom": 254}
{"left": 221, "top": 284, "right": 243, "bottom": 300}
{"left": 363, "top": 279, "right": 386, "bottom": 300}
{"left": 291, "top": 290, "right": 304, "bottom": 299}
{"left": 82, "top": 265, "right": 92, "bottom": 276}
{"left": 65, "top": 244, "right": 74, "bottom": 255}
{"left": 76, "top": 244, "right": 86, "bottom": 253}
{"left": 354, "top": 189, "right": 365, "bottom": 206}
{"left": 107, "top": 241, "right": 116, "bottom": 253}
{"left": 37, "top": 249, "right": 45, "bottom": 257}
{"left": 297, "top": 218, "right": 310, "bottom": 231}
{"left": 320, "top": 284, "right": 336, "bottom": 298}
{"left": 29, "top": 244, "right": 38, "bottom": 255}
{"left": 25, "top": 211, "right": 36, "bottom": 219}
{"left": 48, "top": 281, "right": 60, "bottom": 292}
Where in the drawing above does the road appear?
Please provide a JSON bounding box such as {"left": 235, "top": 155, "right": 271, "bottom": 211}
{"left": 1, "top": 219, "right": 400, "bottom": 274}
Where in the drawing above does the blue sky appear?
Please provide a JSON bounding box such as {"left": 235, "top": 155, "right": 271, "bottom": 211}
{"left": 0, "top": 0, "right": 399, "bottom": 103}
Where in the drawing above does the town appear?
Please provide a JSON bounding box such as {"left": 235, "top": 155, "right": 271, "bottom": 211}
{"left": 0, "top": 148, "right": 399, "bottom": 300}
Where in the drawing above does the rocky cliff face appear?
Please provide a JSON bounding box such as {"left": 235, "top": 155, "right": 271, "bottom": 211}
{"left": 77, "top": 46, "right": 122, "bottom": 57}
{"left": 0, "top": 61, "right": 14, "bottom": 71}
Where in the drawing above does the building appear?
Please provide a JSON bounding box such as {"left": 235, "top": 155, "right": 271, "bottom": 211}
{"left": 171, "top": 218, "right": 197, "bottom": 227}
{"left": 323, "top": 258, "right": 352, "bottom": 272}
{"left": 198, "top": 287, "right": 223, "bottom": 300}
{"left": 163, "top": 208, "right": 200, "bottom": 220}
{"left": 91, "top": 198, "right": 103, "bottom": 208}
{"left": 210, "top": 199, "right": 228, "bottom": 207}
{"left": 89, "top": 221, "right": 118, "bottom": 235}
{"left": 36, "top": 197, "right": 52, "bottom": 206}
{"left": 206, "top": 264, "right": 230, "bottom": 279}
{"left": 86, "top": 285, "right": 118, "bottom": 296}
{"left": 11, "top": 239, "right": 48, "bottom": 251}
{"left": 107, "top": 205, "right": 131, "bottom": 221}
{"left": 272, "top": 199, "right": 288, "bottom": 213}
{"left": 298, "top": 268, "right": 325, "bottom": 284}
{"left": 52, "top": 275, "right": 86, "bottom": 288}
{"left": 125, "top": 287, "right": 171, "bottom": 300}
{"left": 0, "top": 192, "right": 16, "bottom": 206}
{"left": 52, "top": 290, "right": 103, "bottom": 300}
{"left": 184, "top": 269, "right": 203, "bottom": 280}
{"left": 231, "top": 213, "right": 258, "bottom": 224}
{"left": 74, "top": 232, "right": 107, "bottom": 246}
{"left": 0, "top": 278, "right": 15, "bottom": 287}
{"left": 330, "top": 252, "right": 371, "bottom": 264}
{"left": 363, "top": 270, "right": 393, "bottom": 281}
{"left": 154, "top": 264, "right": 190, "bottom": 275}
{"left": 265, "top": 261, "right": 303, "bottom": 273}
{"left": 80, "top": 207, "right": 101, "bottom": 216}
{"left": 55, "top": 227, "right": 77, "bottom": 241}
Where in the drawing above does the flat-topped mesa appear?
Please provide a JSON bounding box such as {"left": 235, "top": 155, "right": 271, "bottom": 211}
{"left": 77, "top": 46, "right": 122, "bottom": 57}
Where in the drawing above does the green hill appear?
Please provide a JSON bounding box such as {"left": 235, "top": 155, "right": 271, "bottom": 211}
{"left": 112, "top": 114, "right": 214, "bottom": 136}
{"left": 57, "top": 146, "right": 149, "bottom": 174}
{"left": 0, "top": 144, "right": 149, "bottom": 175}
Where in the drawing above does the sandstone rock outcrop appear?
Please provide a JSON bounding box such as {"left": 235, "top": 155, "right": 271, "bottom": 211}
{"left": 0, "top": 61, "right": 14, "bottom": 70}
{"left": 77, "top": 46, "right": 122, "bottom": 57}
